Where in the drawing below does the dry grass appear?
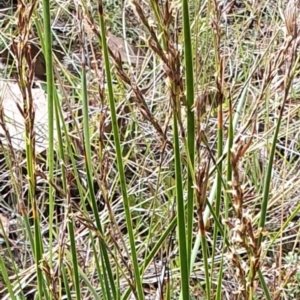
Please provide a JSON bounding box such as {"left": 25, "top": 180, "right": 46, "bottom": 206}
{"left": 0, "top": 0, "right": 299, "bottom": 299}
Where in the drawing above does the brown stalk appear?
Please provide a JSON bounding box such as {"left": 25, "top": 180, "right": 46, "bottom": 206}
{"left": 195, "top": 158, "right": 210, "bottom": 237}
{"left": 228, "top": 136, "right": 261, "bottom": 299}
{"left": 13, "top": 0, "right": 38, "bottom": 219}
{"left": 84, "top": 4, "right": 170, "bottom": 148}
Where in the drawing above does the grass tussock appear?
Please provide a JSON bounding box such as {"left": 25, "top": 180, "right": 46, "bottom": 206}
{"left": 0, "top": 0, "right": 299, "bottom": 299}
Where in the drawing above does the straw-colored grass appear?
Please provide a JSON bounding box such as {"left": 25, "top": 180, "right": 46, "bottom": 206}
{"left": 0, "top": 0, "right": 299, "bottom": 299}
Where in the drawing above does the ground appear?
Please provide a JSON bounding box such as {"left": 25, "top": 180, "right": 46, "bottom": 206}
{"left": 0, "top": 0, "right": 300, "bottom": 299}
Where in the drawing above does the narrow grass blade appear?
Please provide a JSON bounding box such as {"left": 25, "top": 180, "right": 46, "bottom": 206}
{"left": 182, "top": 0, "right": 195, "bottom": 265}
{"left": 97, "top": 2, "right": 144, "bottom": 299}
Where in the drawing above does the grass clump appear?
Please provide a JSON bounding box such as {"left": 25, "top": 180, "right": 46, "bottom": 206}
{"left": 0, "top": 0, "right": 299, "bottom": 299}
